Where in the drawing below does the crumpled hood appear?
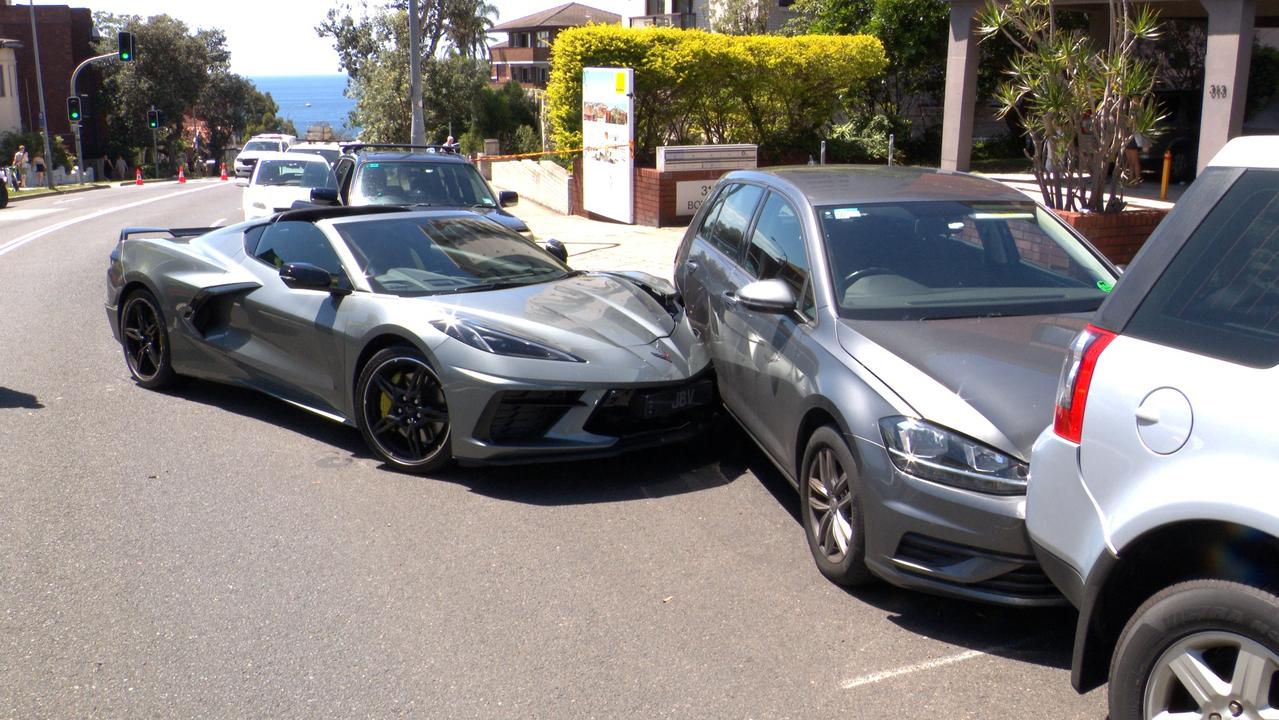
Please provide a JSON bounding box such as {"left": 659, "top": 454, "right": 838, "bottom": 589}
{"left": 440, "top": 272, "right": 676, "bottom": 349}
{"left": 837, "top": 314, "right": 1089, "bottom": 460}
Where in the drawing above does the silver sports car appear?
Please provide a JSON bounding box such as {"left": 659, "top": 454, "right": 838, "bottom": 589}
{"left": 106, "top": 206, "right": 712, "bottom": 473}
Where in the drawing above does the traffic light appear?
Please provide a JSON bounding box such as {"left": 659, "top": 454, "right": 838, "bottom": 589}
{"left": 146, "top": 109, "right": 159, "bottom": 129}
{"left": 67, "top": 96, "right": 82, "bottom": 123}
{"left": 117, "top": 31, "right": 134, "bottom": 62}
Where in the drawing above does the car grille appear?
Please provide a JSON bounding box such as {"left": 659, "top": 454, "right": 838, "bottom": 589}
{"left": 477, "top": 390, "right": 583, "bottom": 443}
{"left": 583, "top": 375, "right": 715, "bottom": 439}
{"left": 894, "top": 533, "right": 1061, "bottom": 599}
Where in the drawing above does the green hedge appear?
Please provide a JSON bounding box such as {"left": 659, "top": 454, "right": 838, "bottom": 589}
{"left": 546, "top": 25, "right": 886, "bottom": 164}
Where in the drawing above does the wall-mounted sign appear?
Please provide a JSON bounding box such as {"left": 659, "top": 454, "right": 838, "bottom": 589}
{"left": 582, "top": 67, "right": 634, "bottom": 224}
{"left": 675, "top": 180, "right": 718, "bottom": 217}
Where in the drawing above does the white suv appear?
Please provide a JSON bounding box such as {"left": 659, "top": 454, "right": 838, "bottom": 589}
{"left": 233, "top": 133, "right": 297, "bottom": 178}
{"left": 1028, "top": 135, "right": 1279, "bottom": 720}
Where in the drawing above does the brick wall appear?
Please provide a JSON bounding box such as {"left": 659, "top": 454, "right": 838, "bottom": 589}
{"left": 1053, "top": 208, "right": 1169, "bottom": 266}
{"left": 569, "top": 159, "right": 735, "bottom": 227}
{"left": 0, "top": 4, "right": 98, "bottom": 148}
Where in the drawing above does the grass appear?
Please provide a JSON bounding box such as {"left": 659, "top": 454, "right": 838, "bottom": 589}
{"left": 7, "top": 181, "right": 112, "bottom": 199}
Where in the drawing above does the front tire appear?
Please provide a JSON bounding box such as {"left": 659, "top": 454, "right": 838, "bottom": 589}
{"left": 120, "top": 289, "right": 177, "bottom": 389}
{"left": 799, "top": 425, "right": 873, "bottom": 586}
{"left": 1109, "top": 579, "right": 1279, "bottom": 720}
{"left": 356, "top": 346, "right": 452, "bottom": 474}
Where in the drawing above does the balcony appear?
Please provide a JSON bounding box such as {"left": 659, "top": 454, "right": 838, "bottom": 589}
{"left": 629, "top": 12, "right": 697, "bottom": 29}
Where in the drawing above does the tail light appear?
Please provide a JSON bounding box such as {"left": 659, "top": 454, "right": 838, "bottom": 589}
{"left": 1053, "top": 324, "right": 1117, "bottom": 443}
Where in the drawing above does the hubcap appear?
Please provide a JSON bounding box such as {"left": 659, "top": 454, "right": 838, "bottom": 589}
{"left": 806, "top": 447, "right": 854, "bottom": 562}
{"left": 122, "top": 298, "right": 163, "bottom": 380}
{"left": 1144, "top": 630, "right": 1279, "bottom": 720}
{"left": 363, "top": 357, "right": 449, "bottom": 465}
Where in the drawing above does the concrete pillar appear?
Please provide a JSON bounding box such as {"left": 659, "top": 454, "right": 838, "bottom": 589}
{"left": 940, "top": 0, "right": 980, "bottom": 172}
{"left": 1198, "top": 0, "right": 1254, "bottom": 173}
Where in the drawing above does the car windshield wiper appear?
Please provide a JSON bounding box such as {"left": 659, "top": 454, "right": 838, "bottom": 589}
{"left": 449, "top": 269, "right": 569, "bottom": 294}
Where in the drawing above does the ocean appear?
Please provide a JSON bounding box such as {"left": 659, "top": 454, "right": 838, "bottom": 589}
{"left": 248, "top": 74, "right": 358, "bottom": 138}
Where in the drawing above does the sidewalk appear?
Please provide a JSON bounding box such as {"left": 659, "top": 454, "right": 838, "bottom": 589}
{"left": 971, "top": 171, "right": 1187, "bottom": 209}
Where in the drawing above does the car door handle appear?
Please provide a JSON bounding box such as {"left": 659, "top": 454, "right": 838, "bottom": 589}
{"left": 1135, "top": 406, "right": 1160, "bottom": 425}
{"left": 685, "top": 259, "right": 700, "bottom": 273}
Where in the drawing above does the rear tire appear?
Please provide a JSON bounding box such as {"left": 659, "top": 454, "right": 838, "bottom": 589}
{"left": 120, "top": 289, "right": 177, "bottom": 389}
{"left": 799, "top": 425, "right": 873, "bottom": 586}
{"left": 1109, "top": 579, "right": 1279, "bottom": 720}
{"left": 355, "top": 345, "right": 452, "bottom": 475}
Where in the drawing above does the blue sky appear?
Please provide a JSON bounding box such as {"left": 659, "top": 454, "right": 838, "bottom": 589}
{"left": 31, "top": 0, "right": 633, "bottom": 76}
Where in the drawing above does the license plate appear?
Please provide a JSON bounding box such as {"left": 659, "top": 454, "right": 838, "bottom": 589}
{"left": 639, "top": 380, "right": 713, "bottom": 419}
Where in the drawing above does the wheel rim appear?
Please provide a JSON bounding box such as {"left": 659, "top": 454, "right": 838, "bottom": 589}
{"left": 362, "top": 356, "right": 449, "bottom": 465}
{"left": 122, "top": 297, "right": 164, "bottom": 381}
{"left": 1144, "top": 630, "right": 1279, "bottom": 720}
{"left": 806, "top": 446, "right": 854, "bottom": 562}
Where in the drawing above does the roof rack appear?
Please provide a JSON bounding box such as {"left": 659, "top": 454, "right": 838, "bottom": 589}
{"left": 339, "top": 142, "right": 462, "bottom": 155}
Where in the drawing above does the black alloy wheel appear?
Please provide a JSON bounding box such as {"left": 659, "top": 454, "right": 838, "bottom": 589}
{"left": 120, "top": 289, "right": 176, "bottom": 389}
{"left": 800, "top": 425, "right": 873, "bottom": 586}
{"left": 356, "top": 346, "right": 451, "bottom": 474}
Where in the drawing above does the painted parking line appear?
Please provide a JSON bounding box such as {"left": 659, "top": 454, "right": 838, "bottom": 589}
{"left": 840, "top": 637, "right": 1039, "bottom": 690}
{"left": 0, "top": 182, "right": 227, "bottom": 258}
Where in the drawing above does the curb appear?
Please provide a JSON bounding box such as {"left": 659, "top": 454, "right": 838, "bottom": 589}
{"left": 5, "top": 183, "right": 111, "bottom": 203}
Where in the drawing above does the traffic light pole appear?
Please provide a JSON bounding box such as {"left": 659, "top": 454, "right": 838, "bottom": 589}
{"left": 68, "top": 53, "right": 117, "bottom": 185}
{"left": 150, "top": 106, "right": 158, "bottom": 180}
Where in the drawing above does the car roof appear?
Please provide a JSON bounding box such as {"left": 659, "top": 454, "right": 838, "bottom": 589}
{"left": 1207, "top": 135, "right": 1279, "bottom": 169}
{"left": 289, "top": 142, "right": 340, "bottom": 149}
{"left": 724, "top": 165, "right": 1029, "bottom": 206}
{"left": 252, "top": 151, "right": 329, "bottom": 164}
{"left": 354, "top": 151, "right": 470, "bottom": 165}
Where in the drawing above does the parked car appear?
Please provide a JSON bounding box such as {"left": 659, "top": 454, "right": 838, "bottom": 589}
{"left": 672, "top": 166, "right": 1119, "bottom": 605}
{"left": 1027, "top": 135, "right": 1279, "bottom": 720}
{"left": 233, "top": 133, "right": 297, "bottom": 178}
{"left": 107, "top": 206, "right": 712, "bottom": 474}
{"left": 332, "top": 143, "right": 533, "bottom": 238}
{"left": 287, "top": 141, "right": 341, "bottom": 168}
{"left": 239, "top": 152, "right": 337, "bottom": 221}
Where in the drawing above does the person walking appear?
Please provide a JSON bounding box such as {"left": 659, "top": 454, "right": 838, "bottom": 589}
{"left": 10, "top": 144, "right": 28, "bottom": 190}
{"left": 114, "top": 155, "right": 128, "bottom": 182}
{"left": 32, "top": 152, "right": 45, "bottom": 187}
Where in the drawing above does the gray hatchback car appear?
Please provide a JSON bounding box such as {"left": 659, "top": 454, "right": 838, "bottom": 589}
{"left": 673, "top": 166, "right": 1118, "bottom": 605}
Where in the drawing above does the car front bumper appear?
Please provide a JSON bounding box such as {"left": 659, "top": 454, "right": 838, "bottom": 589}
{"left": 851, "top": 432, "right": 1067, "bottom": 607}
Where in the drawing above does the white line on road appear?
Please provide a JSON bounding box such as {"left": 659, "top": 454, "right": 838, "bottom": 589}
{"left": 840, "top": 637, "right": 1036, "bottom": 690}
{"left": 211, "top": 217, "right": 226, "bottom": 226}
{"left": 0, "top": 182, "right": 226, "bottom": 258}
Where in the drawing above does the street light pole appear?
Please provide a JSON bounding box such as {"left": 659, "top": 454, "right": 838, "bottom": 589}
{"left": 408, "top": 0, "right": 425, "bottom": 145}
{"left": 27, "top": 0, "right": 55, "bottom": 190}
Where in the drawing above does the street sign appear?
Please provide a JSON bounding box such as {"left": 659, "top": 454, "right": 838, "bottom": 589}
{"left": 66, "top": 96, "right": 81, "bottom": 122}
{"left": 117, "top": 31, "right": 134, "bottom": 61}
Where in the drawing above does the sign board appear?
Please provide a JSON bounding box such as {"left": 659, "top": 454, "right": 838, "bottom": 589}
{"left": 657, "top": 144, "right": 757, "bottom": 173}
{"left": 582, "top": 67, "right": 635, "bottom": 224}
{"left": 675, "top": 180, "right": 719, "bottom": 217}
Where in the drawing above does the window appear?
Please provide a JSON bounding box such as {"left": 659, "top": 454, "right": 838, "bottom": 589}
{"left": 536, "top": 31, "right": 550, "bottom": 48}
{"left": 646, "top": 0, "right": 664, "bottom": 15}
{"left": 746, "top": 193, "right": 813, "bottom": 317}
{"left": 705, "top": 183, "right": 764, "bottom": 259}
{"left": 1126, "top": 169, "right": 1279, "bottom": 368}
{"left": 0, "top": 66, "right": 6, "bottom": 98}
{"left": 250, "top": 221, "right": 346, "bottom": 281}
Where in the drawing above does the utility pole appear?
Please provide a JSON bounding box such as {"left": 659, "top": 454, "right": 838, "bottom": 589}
{"left": 27, "top": 0, "right": 55, "bottom": 190}
{"left": 408, "top": 0, "right": 425, "bottom": 145}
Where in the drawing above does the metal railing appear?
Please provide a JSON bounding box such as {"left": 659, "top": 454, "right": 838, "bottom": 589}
{"left": 629, "top": 12, "right": 697, "bottom": 28}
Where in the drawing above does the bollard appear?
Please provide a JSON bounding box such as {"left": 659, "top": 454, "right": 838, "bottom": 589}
{"left": 888, "top": 134, "right": 895, "bottom": 166}
{"left": 820, "top": 140, "right": 827, "bottom": 165}
{"left": 1160, "top": 150, "right": 1172, "bottom": 201}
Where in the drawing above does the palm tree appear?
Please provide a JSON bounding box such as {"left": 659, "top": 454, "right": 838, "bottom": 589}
{"left": 445, "top": 0, "right": 497, "bottom": 59}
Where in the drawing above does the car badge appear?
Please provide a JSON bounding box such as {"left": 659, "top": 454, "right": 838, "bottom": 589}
{"left": 651, "top": 350, "right": 673, "bottom": 363}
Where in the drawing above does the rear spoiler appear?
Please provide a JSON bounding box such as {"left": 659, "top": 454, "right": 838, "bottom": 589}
{"left": 117, "top": 226, "right": 219, "bottom": 243}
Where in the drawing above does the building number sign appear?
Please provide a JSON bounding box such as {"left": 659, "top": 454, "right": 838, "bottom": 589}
{"left": 1209, "top": 84, "right": 1229, "bottom": 100}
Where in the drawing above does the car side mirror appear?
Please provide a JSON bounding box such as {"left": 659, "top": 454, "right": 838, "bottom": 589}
{"left": 310, "top": 187, "right": 340, "bottom": 205}
{"left": 280, "top": 262, "right": 349, "bottom": 295}
{"left": 736, "top": 278, "right": 796, "bottom": 314}
{"left": 235, "top": 178, "right": 249, "bottom": 188}
{"left": 499, "top": 190, "right": 518, "bottom": 208}
{"left": 544, "top": 238, "right": 568, "bottom": 263}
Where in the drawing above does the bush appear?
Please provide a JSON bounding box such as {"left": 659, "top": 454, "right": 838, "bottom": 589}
{"left": 546, "top": 25, "right": 886, "bottom": 164}
{"left": 512, "top": 125, "right": 541, "bottom": 155}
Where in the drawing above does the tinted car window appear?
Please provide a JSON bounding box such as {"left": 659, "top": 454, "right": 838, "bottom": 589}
{"left": 252, "top": 221, "right": 346, "bottom": 279}
{"left": 819, "top": 201, "right": 1114, "bottom": 320}
{"left": 334, "top": 216, "right": 568, "bottom": 296}
{"left": 243, "top": 140, "right": 282, "bottom": 152}
{"left": 1125, "top": 169, "right": 1279, "bottom": 368}
{"left": 253, "top": 159, "right": 336, "bottom": 189}
{"left": 706, "top": 183, "right": 763, "bottom": 259}
{"left": 746, "top": 192, "right": 813, "bottom": 316}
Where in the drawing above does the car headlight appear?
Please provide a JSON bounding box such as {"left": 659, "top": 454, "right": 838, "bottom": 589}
{"left": 429, "top": 317, "right": 582, "bottom": 362}
{"left": 878, "top": 417, "right": 1028, "bottom": 495}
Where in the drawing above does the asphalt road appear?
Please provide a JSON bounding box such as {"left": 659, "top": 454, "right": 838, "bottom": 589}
{"left": 0, "top": 183, "right": 1108, "bottom": 718}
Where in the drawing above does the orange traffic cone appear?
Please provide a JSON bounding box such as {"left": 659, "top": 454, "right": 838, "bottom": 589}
{"left": 219, "top": 163, "right": 228, "bottom": 181}
{"left": 135, "top": 167, "right": 143, "bottom": 186}
{"left": 178, "top": 166, "right": 186, "bottom": 184}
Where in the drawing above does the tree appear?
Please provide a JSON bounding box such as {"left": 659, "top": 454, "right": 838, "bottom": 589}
{"left": 978, "top": 0, "right": 1163, "bottom": 212}
{"left": 711, "top": 0, "right": 770, "bottom": 35}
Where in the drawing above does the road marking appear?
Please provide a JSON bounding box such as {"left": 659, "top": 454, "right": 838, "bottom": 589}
{"left": 211, "top": 217, "right": 226, "bottom": 226}
{"left": 840, "top": 637, "right": 1035, "bottom": 690}
{"left": 0, "top": 182, "right": 227, "bottom": 258}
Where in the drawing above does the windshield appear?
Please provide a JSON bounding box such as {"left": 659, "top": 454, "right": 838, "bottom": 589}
{"left": 252, "top": 159, "right": 337, "bottom": 189}
{"left": 349, "top": 161, "right": 497, "bottom": 208}
{"left": 334, "top": 215, "right": 568, "bottom": 296}
{"left": 819, "top": 200, "right": 1116, "bottom": 320}
{"left": 243, "top": 140, "right": 281, "bottom": 152}
{"left": 289, "top": 147, "right": 339, "bottom": 166}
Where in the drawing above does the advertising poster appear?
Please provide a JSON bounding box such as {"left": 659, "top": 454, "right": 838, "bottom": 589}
{"left": 581, "top": 67, "right": 634, "bottom": 224}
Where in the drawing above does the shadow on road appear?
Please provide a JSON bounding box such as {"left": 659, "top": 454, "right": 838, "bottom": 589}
{"left": 0, "top": 386, "right": 44, "bottom": 409}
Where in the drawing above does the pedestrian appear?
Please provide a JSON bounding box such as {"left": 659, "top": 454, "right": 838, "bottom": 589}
{"left": 100, "top": 154, "right": 112, "bottom": 180}
{"left": 32, "top": 152, "right": 45, "bottom": 187}
{"left": 1124, "top": 131, "right": 1147, "bottom": 187}
{"left": 115, "top": 154, "right": 128, "bottom": 181}
{"left": 443, "top": 135, "right": 458, "bottom": 153}
{"left": 10, "top": 144, "right": 27, "bottom": 189}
